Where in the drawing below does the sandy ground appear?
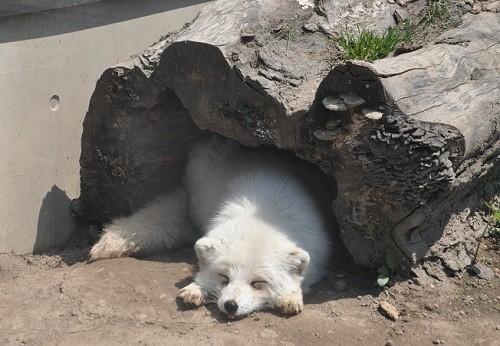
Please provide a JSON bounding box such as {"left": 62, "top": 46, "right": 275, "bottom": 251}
{"left": 1, "top": 238, "right": 498, "bottom": 346}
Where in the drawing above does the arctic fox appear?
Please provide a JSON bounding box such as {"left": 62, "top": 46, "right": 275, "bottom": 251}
{"left": 90, "top": 136, "right": 332, "bottom": 319}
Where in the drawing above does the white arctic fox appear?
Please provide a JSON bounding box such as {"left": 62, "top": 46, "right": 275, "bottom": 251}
{"left": 90, "top": 136, "right": 332, "bottom": 319}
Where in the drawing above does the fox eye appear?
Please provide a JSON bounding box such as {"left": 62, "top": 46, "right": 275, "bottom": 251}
{"left": 250, "top": 280, "right": 267, "bottom": 289}
{"left": 219, "top": 274, "right": 229, "bottom": 286}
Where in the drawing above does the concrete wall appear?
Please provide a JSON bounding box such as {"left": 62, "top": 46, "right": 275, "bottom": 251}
{"left": 0, "top": 0, "right": 209, "bottom": 253}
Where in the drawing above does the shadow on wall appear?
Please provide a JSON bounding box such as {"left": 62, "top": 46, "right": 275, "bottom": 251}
{"left": 0, "top": 0, "right": 212, "bottom": 44}
{"left": 34, "top": 185, "right": 75, "bottom": 254}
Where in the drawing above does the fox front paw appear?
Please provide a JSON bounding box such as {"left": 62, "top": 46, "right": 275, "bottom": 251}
{"left": 275, "top": 292, "right": 304, "bottom": 315}
{"left": 177, "top": 283, "right": 205, "bottom": 307}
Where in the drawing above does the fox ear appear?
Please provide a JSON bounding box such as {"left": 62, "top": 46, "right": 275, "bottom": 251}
{"left": 194, "top": 237, "right": 216, "bottom": 267}
{"left": 287, "top": 247, "right": 310, "bottom": 276}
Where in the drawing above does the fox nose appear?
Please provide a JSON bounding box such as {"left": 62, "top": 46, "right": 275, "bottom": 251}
{"left": 224, "top": 300, "right": 238, "bottom": 313}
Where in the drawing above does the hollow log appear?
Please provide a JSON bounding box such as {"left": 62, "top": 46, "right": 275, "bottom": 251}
{"left": 77, "top": 0, "right": 500, "bottom": 273}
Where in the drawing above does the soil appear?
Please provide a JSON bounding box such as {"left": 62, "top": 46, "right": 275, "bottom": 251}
{"left": 1, "top": 233, "right": 498, "bottom": 345}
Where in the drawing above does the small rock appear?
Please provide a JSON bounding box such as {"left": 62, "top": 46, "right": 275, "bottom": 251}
{"left": 471, "top": 263, "right": 495, "bottom": 280}
{"left": 432, "top": 339, "right": 445, "bottom": 344}
{"left": 379, "top": 301, "right": 399, "bottom": 321}
{"left": 394, "top": 8, "right": 411, "bottom": 22}
{"left": 478, "top": 293, "right": 488, "bottom": 301}
{"left": 385, "top": 339, "right": 395, "bottom": 346}
{"left": 303, "top": 22, "right": 319, "bottom": 32}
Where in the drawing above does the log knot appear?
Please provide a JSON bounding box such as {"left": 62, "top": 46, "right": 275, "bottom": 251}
{"left": 361, "top": 111, "right": 465, "bottom": 205}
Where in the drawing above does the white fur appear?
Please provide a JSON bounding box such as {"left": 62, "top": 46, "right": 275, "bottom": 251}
{"left": 90, "top": 136, "right": 332, "bottom": 318}
{"left": 89, "top": 188, "right": 193, "bottom": 262}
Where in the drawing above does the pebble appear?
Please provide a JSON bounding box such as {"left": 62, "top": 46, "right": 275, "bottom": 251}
{"left": 432, "top": 339, "right": 445, "bottom": 344}
{"left": 379, "top": 301, "right": 399, "bottom": 321}
{"left": 385, "top": 339, "right": 395, "bottom": 346}
{"left": 303, "top": 23, "right": 319, "bottom": 32}
{"left": 471, "top": 263, "right": 495, "bottom": 280}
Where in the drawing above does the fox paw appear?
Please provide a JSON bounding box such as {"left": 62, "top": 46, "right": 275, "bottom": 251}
{"left": 89, "top": 232, "right": 137, "bottom": 262}
{"left": 275, "top": 292, "right": 303, "bottom": 315}
{"left": 177, "top": 283, "right": 205, "bottom": 307}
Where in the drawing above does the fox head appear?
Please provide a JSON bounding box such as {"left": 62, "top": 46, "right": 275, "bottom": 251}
{"left": 193, "top": 218, "right": 310, "bottom": 319}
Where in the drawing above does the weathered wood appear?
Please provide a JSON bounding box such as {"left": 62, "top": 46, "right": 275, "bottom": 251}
{"left": 307, "top": 12, "right": 500, "bottom": 269}
{"left": 159, "top": 0, "right": 397, "bottom": 148}
{"left": 78, "top": 0, "right": 500, "bottom": 274}
{"left": 77, "top": 41, "right": 208, "bottom": 224}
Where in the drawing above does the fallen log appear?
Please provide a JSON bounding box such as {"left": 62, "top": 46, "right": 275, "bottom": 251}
{"left": 77, "top": 0, "right": 500, "bottom": 274}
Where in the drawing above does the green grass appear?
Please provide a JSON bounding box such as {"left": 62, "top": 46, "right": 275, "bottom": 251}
{"left": 337, "top": 26, "right": 412, "bottom": 61}
{"left": 485, "top": 202, "right": 500, "bottom": 236}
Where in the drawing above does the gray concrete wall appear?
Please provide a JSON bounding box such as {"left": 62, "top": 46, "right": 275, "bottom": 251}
{"left": 0, "top": 0, "right": 210, "bottom": 253}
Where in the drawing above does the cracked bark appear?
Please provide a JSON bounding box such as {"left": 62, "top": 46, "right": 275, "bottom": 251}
{"left": 309, "top": 12, "right": 500, "bottom": 270}
{"left": 77, "top": 0, "right": 499, "bottom": 272}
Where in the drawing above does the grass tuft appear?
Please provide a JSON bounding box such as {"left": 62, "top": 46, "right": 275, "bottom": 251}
{"left": 420, "top": 0, "right": 452, "bottom": 26}
{"left": 337, "top": 26, "right": 412, "bottom": 61}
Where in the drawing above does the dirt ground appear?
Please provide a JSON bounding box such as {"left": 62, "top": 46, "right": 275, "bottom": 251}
{"left": 1, "top": 234, "right": 498, "bottom": 346}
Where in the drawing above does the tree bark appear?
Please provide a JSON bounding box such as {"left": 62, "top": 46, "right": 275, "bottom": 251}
{"left": 77, "top": 41, "right": 208, "bottom": 224}
{"left": 310, "top": 12, "right": 500, "bottom": 269}
{"left": 77, "top": 0, "right": 500, "bottom": 273}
